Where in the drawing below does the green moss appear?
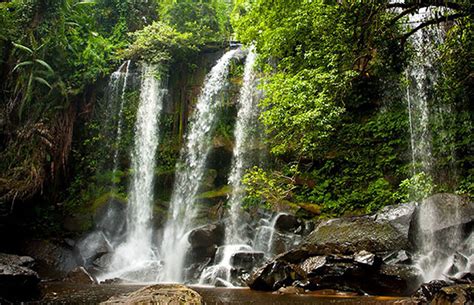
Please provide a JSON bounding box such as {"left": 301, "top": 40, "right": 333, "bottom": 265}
{"left": 90, "top": 192, "right": 127, "bottom": 213}
{"left": 198, "top": 185, "right": 232, "bottom": 199}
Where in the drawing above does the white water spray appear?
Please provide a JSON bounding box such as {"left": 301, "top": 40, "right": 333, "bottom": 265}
{"left": 112, "top": 60, "right": 131, "bottom": 176}
{"left": 404, "top": 8, "right": 473, "bottom": 283}
{"left": 226, "top": 46, "right": 259, "bottom": 245}
{"left": 101, "top": 64, "right": 166, "bottom": 281}
{"left": 159, "top": 49, "right": 238, "bottom": 282}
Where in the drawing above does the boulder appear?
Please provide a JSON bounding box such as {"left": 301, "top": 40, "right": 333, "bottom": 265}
{"left": 270, "top": 231, "right": 302, "bottom": 255}
{"left": 100, "top": 284, "right": 203, "bottom": 305}
{"left": 184, "top": 258, "right": 212, "bottom": 283}
{"left": 188, "top": 223, "right": 224, "bottom": 249}
{"left": 274, "top": 213, "right": 302, "bottom": 233}
{"left": 185, "top": 245, "right": 217, "bottom": 266}
{"left": 0, "top": 252, "right": 35, "bottom": 268}
{"left": 0, "top": 254, "right": 40, "bottom": 300}
{"left": 18, "top": 239, "right": 77, "bottom": 279}
{"left": 231, "top": 251, "right": 264, "bottom": 271}
{"left": 412, "top": 280, "right": 450, "bottom": 303}
{"left": 63, "top": 266, "right": 97, "bottom": 284}
{"left": 410, "top": 194, "right": 473, "bottom": 246}
{"left": 75, "top": 231, "right": 111, "bottom": 267}
{"left": 94, "top": 198, "right": 127, "bottom": 241}
{"left": 306, "top": 217, "right": 409, "bottom": 255}
{"left": 430, "top": 284, "right": 474, "bottom": 305}
{"left": 376, "top": 202, "right": 416, "bottom": 238}
{"left": 383, "top": 250, "right": 412, "bottom": 265}
{"left": 246, "top": 261, "right": 306, "bottom": 291}
{"left": 354, "top": 250, "right": 381, "bottom": 267}
{"left": 247, "top": 249, "right": 420, "bottom": 295}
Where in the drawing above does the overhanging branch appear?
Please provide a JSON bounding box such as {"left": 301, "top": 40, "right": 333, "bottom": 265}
{"left": 399, "top": 13, "right": 469, "bottom": 45}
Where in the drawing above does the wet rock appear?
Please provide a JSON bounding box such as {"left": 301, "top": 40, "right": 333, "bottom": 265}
{"left": 354, "top": 250, "right": 381, "bottom": 267}
{"left": 63, "top": 266, "right": 97, "bottom": 284}
{"left": 75, "top": 231, "right": 111, "bottom": 267}
{"left": 246, "top": 261, "right": 306, "bottom": 291}
{"left": 185, "top": 245, "right": 217, "bottom": 269}
{"left": 100, "top": 284, "right": 203, "bottom": 305}
{"left": 184, "top": 258, "right": 212, "bottom": 283}
{"left": 92, "top": 253, "right": 113, "bottom": 270}
{"left": 231, "top": 251, "right": 264, "bottom": 271}
{"left": 275, "top": 286, "right": 305, "bottom": 294}
{"left": 306, "top": 217, "right": 409, "bottom": 255}
{"left": 248, "top": 249, "right": 420, "bottom": 295}
{"left": 188, "top": 223, "right": 224, "bottom": 249}
{"left": 383, "top": 250, "right": 412, "bottom": 265}
{"left": 215, "top": 277, "right": 232, "bottom": 287}
{"left": 94, "top": 197, "right": 127, "bottom": 241}
{"left": 101, "top": 277, "right": 125, "bottom": 285}
{"left": 19, "top": 239, "right": 77, "bottom": 279}
{"left": 375, "top": 202, "right": 416, "bottom": 239}
{"left": 0, "top": 254, "right": 40, "bottom": 300}
{"left": 430, "top": 284, "right": 474, "bottom": 305}
{"left": 412, "top": 280, "right": 449, "bottom": 303}
{"left": 274, "top": 213, "right": 302, "bottom": 233}
{"left": 447, "top": 252, "right": 469, "bottom": 275}
{"left": 270, "top": 231, "right": 302, "bottom": 255}
{"left": 410, "top": 194, "right": 474, "bottom": 246}
{"left": 0, "top": 252, "right": 35, "bottom": 268}
{"left": 372, "top": 264, "right": 421, "bottom": 296}
{"left": 299, "top": 256, "right": 327, "bottom": 275}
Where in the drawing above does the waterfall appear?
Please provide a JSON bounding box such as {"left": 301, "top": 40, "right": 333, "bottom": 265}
{"left": 159, "top": 49, "right": 238, "bottom": 282}
{"left": 102, "top": 64, "right": 166, "bottom": 281}
{"left": 111, "top": 60, "right": 131, "bottom": 178}
{"left": 405, "top": 8, "right": 473, "bottom": 283}
{"left": 226, "top": 46, "right": 258, "bottom": 244}
{"left": 405, "top": 20, "right": 438, "bottom": 175}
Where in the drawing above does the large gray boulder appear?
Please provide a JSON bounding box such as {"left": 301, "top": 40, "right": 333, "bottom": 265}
{"left": 100, "top": 284, "right": 203, "bottom": 305}
{"left": 0, "top": 253, "right": 40, "bottom": 300}
{"left": 410, "top": 194, "right": 473, "bottom": 247}
{"left": 188, "top": 223, "right": 224, "bottom": 249}
{"left": 246, "top": 250, "right": 421, "bottom": 295}
{"left": 305, "top": 216, "right": 409, "bottom": 255}
{"left": 19, "top": 239, "right": 77, "bottom": 279}
{"left": 375, "top": 202, "right": 416, "bottom": 239}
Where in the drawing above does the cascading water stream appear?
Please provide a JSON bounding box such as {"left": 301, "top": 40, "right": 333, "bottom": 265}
{"left": 405, "top": 8, "right": 438, "bottom": 175}
{"left": 159, "top": 49, "right": 238, "bottom": 282}
{"left": 226, "top": 46, "right": 259, "bottom": 245}
{"left": 197, "top": 49, "right": 263, "bottom": 286}
{"left": 100, "top": 64, "right": 166, "bottom": 281}
{"left": 404, "top": 8, "right": 473, "bottom": 282}
{"left": 111, "top": 60, "right": 131, "bottom": 177}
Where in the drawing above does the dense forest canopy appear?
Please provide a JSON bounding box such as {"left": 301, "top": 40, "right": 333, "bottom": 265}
{"left": 0, "top": 0, "right": 472, "bottom": 232}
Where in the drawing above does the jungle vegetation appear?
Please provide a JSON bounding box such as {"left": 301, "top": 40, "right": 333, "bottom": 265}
{"left": 0, "top": 0, "right": 472, "bottom": 233}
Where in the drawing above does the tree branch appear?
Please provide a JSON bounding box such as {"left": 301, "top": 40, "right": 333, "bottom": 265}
{"left": 386, "top": 1, "right": 470, "bottom": 12}
{"left": 400, "top": 13, "right": 469, "bottom": 45}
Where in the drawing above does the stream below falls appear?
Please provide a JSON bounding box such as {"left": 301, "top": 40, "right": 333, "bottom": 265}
{"left": 35, "top": 282, "right": 413, "bottom": 305}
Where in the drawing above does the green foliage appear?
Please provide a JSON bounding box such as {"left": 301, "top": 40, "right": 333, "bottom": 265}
{"left": 126, "top": 21, "right": 197, "bottom": 64}
{"left": 160, "top": 0, "right": 230, "bottom": 44}
{"left": 242, "top": 165, "right": 297, "bottom": 209}
{"left": 395, "top": 172, "right": 435, "bottom": 203}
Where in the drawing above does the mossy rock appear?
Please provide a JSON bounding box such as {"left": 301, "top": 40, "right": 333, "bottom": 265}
{"left": 198, "top": 185, "right": 231, "bottom": 199}
{"left": 306, "top": 216, "right": 409, "bottom": 255}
